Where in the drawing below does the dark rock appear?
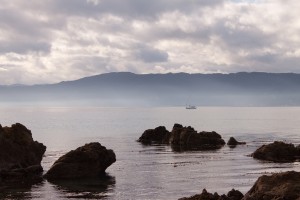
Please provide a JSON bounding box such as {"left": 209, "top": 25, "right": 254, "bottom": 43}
{"left": 170, "top": 124, "right": 225, "bottom": 150}
{"left": 252, "top": 141, "right": 299, "bottom": 162}
{"left": 243, "top": 171, "right": 300, "bottom": 200}
{"left": 227, "top": 137, "right": 246, "bottom": 147}
{"left": 44, "top": 142, "right": 116, "bottom": 180}
{"left": 179, "top": 188, "right": 244, "bottom": 200}
{"left": 138, "top": 126, "right": 170, "bottom": 144}
{"left": 0, "top": 123, "right": 46, "bottom": 186}
{"left": 138, "top": 124, "right": 225, "bottom": 150}
{"left": 227, "top": 189, "right": 244, "bottom": 200}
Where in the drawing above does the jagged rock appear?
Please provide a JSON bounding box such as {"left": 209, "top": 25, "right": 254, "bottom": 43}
{"left": 138, "top": 126, "right": 170, "bottom": 144}
{"left": 44, "top": 142, "right": 116, "bottom": 180}
{"left": 138, "top": 124, "right": 225, "bottom": 150}
{"left": 0, "top": 123, "right": 46, "bottom": 186}
{"left": 243, "top": 171, "right": 300, "bottom": 200}
{"left": 170, "top": 124, "right": 225, "bottom": 150}
{"left": 252, "top": 141, "right": 299, "bottom": 162}
{"left": 178, "top": 188, "right": 243, "bottom": 200}
{"left": 227, "top": 137, "right": 246, "bottom": 147}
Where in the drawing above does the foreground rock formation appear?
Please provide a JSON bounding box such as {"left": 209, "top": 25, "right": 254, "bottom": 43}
{"left": 179, "top": 171, "right": 300, "bottom": 200}
{"left": 44, "top": 142, "right": 116, "bottom": 180}
{"left": 179, "top": 188, "right": 244, "bottom": 200}
{"left": 138, "top": 124, "right": 225, "bottom": 150}
{"left": 0, "top": 123, "right": 46, "bottom": 187}
{"left": 243, "top": 171, "right": 300, "bottom": 200}
{"left": 227, "top": 137, "right": 246, "bottom": 147}
{"left": 252, "top": 141, "right": 300, "bottom": 162}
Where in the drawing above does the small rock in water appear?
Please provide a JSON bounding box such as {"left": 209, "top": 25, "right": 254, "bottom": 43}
{"left": 227, "top": 137, "right": 246, "bottom": 148}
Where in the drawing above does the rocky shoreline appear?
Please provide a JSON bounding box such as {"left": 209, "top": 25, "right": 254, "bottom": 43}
{"left": 1, "top": 122, "right": 300, "bottom": 199}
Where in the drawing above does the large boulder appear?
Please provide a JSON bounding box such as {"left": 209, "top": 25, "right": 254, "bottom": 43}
{"left": 169, "top": 124, "right": 225, "bottom": 150}
{"left": 242, "top": 171, "right": 300, "bottom": 200}
{"left": 0, "top": 123, "right": 46, "bottom": 186}
{"left": 44, "top": 142, "right": 116, "bottom": 180}
{"left": 138, "top": 124, "right": 225, "bottom": 150}
{"left": 252, "top": 141, "right": 299, "bottom": 162}
{"left": 179, "top": 189, "right": 243, "bottom": 200}
{"left": 138, "top": 126, "right": 170, "bottom": 144}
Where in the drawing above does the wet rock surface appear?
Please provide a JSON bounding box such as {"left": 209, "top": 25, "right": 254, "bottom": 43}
{"left": 252, "top": 141, "right": 300, "bottom": 162}
{"left": 243, "top": 171, "right": 300, "bottom": 200}
{"left": 138, "top": 124, "right": 225, "bottom": 150}
{"left": 44, "top": 142, "right": 116, "bottom": 180}
{"left": 0, "top": 123, "right": 46, "bottom": 187}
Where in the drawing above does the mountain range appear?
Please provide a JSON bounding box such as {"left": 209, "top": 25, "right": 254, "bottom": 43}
{"left": 1, "top": 72, "right": 300, "bottom": 106}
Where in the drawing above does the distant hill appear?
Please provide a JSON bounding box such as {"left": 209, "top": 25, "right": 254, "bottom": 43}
{"left": 1, "top": 72, "right": 300, "bottom": 106}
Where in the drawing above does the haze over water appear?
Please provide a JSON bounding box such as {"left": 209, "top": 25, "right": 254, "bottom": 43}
{"left": 1, "top": 106, "right": 300, "bottom": 199}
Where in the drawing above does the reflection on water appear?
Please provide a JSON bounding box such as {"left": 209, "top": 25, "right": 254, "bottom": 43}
{"left": 49, "top": 174, "right": 115, "bottom": 199}
{"left": 0, "top": 181, "right": 44, "bottom": 199}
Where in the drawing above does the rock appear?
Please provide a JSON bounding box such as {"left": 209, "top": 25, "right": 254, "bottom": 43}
{"left": 138, "top": 126, "right": 170, "bottom": 144}
{"left": 243, "top": 171, "right": 300, "bottom": 200}
{"left": 178, "top": 188, "right": 244, "bottom": 200}
{"left": 169, "top": 125, "right": 225, "bottom": 150}
{"left": 227, "top": 137, "right": 246, "bottom": 147}
{"left": 138, "top": 124, "right": 225, "bottom": 150}
{"left": 44, "top": 142, "right": 116, "bottom": 180}
{"left": 252, "top": 141, "right": 299, "bottom": 162}
{"left": 0, "top": 123, "right": 46, "bottom": 186}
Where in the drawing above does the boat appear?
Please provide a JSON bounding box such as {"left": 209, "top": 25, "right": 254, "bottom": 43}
{"left": 186, "top": 105, "right": 197, "bottom": 109}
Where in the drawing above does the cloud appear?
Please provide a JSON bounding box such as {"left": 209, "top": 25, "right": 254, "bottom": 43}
{"left": 0, "top": 0, "right": 300, "bottom": 84}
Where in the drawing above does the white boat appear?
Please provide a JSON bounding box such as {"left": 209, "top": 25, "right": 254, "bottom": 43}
{"left": 186, "top": 105, "right": 196, "bottom": 109}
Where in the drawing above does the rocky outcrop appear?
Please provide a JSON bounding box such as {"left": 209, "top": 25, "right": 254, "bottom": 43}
{"left": 252, "top": 141, "right": 299, "bottom": 162}
{"left": 138, "top": 126, "right": 170, "bottom": 144}
{"left": 138, "top": 124, "right": 225, "bottom": 150}
{"left": 243, "top": 171, "right": 300, "bottom": 200}
{"left": 44, "top": 142, "right": 116, "bottom": 180}
{"left": 227, "top": 137, "right": 246, "bottom": 147}
{"left": 0, "top": 123, "right": 46, "bottom": 186}
{"left": 179, "top": 189, "right": 244, "bottom": 200}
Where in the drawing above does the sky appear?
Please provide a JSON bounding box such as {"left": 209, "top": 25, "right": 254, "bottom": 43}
{"left": 0, "top": 0, "right": 300, "bottom": 84}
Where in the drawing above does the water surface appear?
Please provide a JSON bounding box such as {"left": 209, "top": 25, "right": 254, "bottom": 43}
{"left": 1, "top": 107, "right": 300, "bottom": 199}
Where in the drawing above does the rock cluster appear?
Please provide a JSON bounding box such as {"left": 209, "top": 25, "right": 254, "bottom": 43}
{"left": 0, "top": 123, "right": 46, "bottom": 186}
{"left": 179, "top": 188, "right": 244, "bottom": 200}
{"left": 179, "top": 171, "right": 300, "bottom": 200}
{"left": 138, "top": 124, "right": 225, "bottom": 150}
{"left": 44, "top": 142, "right": 116, "bottom": 180}
{"left": 252, "top": 141, "right": 300, "bottom": 162}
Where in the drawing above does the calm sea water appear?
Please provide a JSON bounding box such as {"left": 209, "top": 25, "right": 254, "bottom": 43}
{"left": 1, "top": 107, "right": 300, "bottom": 199}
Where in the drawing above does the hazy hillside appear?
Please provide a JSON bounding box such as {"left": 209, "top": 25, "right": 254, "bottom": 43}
{"left": 1, "top": 72, "right": 300, "bottom": 106}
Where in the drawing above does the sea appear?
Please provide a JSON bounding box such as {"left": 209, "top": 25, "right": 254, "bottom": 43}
{"left": 1, "top": 107, "right": 300, "bottom": 199}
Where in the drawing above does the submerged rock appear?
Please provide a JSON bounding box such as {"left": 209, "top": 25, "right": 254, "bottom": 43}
{"left": 243, "top": 171, "right": 300, "bottom": 200}
{"left": 178, "top": 188, "right": 243, "bottom": 200}
{"left": 44, "top": 142, "right": 116, "bottom": 180}
{"left": 138, "top": 124, "right": 225, "bottom": 150}
{"left": 252, "top": 141, "right": 299, "bottom": 162}
{"left": 227, "top": 137, "right": 246, "bottom": 147}
{"left": 0, "top": 123, "right": 46, "bottom": 186}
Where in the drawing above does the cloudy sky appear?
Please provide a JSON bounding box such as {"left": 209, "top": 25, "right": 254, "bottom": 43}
{"left": 0, "top": 0, "right": 300, "bottom": 84}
